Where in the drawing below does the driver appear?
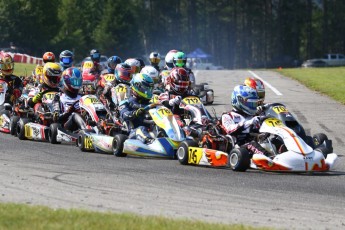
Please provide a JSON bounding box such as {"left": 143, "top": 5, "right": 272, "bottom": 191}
{"left": 28, "top": 62, "right": 62, "bottom": 108}
{"left": 119, "top": 73, "right": 155, "bottom": 144}
{"left": 221, "top": 84, "right": 270, "bottom": 156}
{"left": 0, "top": 53, "right": 23, "bottom": 115}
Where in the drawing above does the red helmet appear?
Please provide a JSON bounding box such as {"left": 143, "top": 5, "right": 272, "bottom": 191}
{"left": 244, "top": 77, "right": 265, "bottom": 101}
{"left": 115, "top": 63, "right": 132, "bottom": 84}
{"left": 42, "top": 52, "right": 56, "bottom": 63}
{"left": 166, "top": 67, "right": 190, "bottom": 95}
{"left": 0, "top": 53, "right": 14, "bottom": 76}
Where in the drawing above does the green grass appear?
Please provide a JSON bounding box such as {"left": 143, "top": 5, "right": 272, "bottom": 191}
{"left": 0, "top": 202, "right": 267, "bottom": 230}
{"left": 13, "top": 62, "right": 37, "bottom": 77}
{"left": 276, "top": 67, "right": 345, "bottom": 104}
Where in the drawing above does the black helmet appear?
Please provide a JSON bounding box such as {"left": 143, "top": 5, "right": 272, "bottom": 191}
{"left": 135, "top": 58, "right": 145, "bottom": 71}
{"left": 90, "top": 49, "right": 100, "bottom": 62}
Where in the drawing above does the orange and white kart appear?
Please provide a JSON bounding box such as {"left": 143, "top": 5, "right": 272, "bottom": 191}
{"left": 228, "top": 117, "right": 338, "bottom": 172}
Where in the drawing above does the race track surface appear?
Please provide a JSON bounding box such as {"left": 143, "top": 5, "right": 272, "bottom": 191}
{"left": 1, "top": 70, "right": 344, "bottom": 230}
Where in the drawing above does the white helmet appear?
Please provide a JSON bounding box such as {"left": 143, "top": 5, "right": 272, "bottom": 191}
{"left": 140, "top": 65, "right": 159, "bottom": 84}
{"left": 125, "top": 58, "right": 141, "bottom": 74}
{"left": 165, "top": 50, "right": 178, "bottom": 70}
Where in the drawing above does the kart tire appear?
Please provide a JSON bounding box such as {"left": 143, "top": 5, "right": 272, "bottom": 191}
{"left": 177, "top": 140, "right": 198, "bottom": 165}
{"left": 206, "top": 90, "right": 214, "bottom": 105}
{"left": 112, "top": 134, "right": 128, "bottom": 157}
{"left": 49, "top": 123, "right": 61, "bottom": 144}
{"left": 17, "top": 118, "right": 30, "bottom": 140}
{"left": 313, "top": 133, "right": 328, "bottom": 148}
{"left": 10, "top": 115, "right": 20, "bottom": 136}
{"left": 77, "top": 130, "right": 95, "bottom": 152}
{"left": 229, "top": 148, "right": 250, "bottom": 172}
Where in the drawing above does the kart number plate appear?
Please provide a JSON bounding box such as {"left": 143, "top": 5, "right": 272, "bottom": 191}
{"left": 83, "top": 61, "right": 94, "bottom": 69}
{"left": 188, "top": 147, "right": 203, "bottom": 164}
{"left": 272, "top": 106, "right": 288, "bottom": 113}
{"left": 104, "top": 74, "right": 115, "bottom": 82}
{"left": 182, "top": 96, "right": 201, "bottom": 105}
{"left": 115, "top": 86, "right": 127, "bottom": 93}
{"left": 84, "top": 136, "right": 93, "bottom": 149}
{"left": 35, "top": 66, "right": 43, "bottom": 75}
{"left": 84, "top": 97, "right": 101, "bottom": 105}
{"left": 42, "top": 92, "right": 57, "bottom": 101}
{"left": 264, "top": 118, "right": 284, "bottom": 127}
{"left": 157, "top": 107, "right": 173, "bottom": 116}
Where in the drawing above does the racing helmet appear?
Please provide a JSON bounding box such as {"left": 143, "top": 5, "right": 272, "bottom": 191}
{"left": 125, "top": 58, "right": 141, "bottom": 74}
{"left": 107, "top": 56, "right": 122, "bottom": 73}
{"left": 42, "top": 52, "right": 56, "bottom": 63}
{"left": 231, "top": 85, "right": 260, "bottom": 116}
{"left": 166, "top": 67, "right": 190, "bottom": 95}
{"left": 131, "top": 73, "right": 154, "bottom": 100}
{"left": 0, "top": 53, "right": 14, "bottom": 76}
{"left": 140, "top": 65, "right": 159, "bottom": 84}
{"left": 42, "top": 62, "right": 62, "bottom": 88}
{"left": 61, "top": 67, "right": 83, "bottom": 94}
{"left": 165, "top": 50, "right": 179, "bottom": 70}
{"left": 135, "top": 58, "right": 145, "bottom": 71}
{"left": 149, "top": 52, "right": 161, "bottom": 65}
{"left": 173, "top": 51, "right": 187, "bottom": 68}
{"left": 59, "top": 50, "right": 74, "bottom": 68}
{"left": 90, "top": 49, "right": 101, "bottom": 62}
{"left": 244, "top": 77, "right": 265, "bottom": 102}
{"left": 115, "top": 63, "right": 132, "bottom": 84}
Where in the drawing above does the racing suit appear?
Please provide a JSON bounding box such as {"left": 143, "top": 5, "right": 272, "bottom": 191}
{"left": 119, "top": 96, "right": 153, "bottom": 144}
{"left": 221, "top": 109, "right": 270, "bottom": 156}
{"left": 53, "top": 90, "right": 86, "bottom": 132}
{"left": 27, "top": 83, "right": 59, "bottom": 108}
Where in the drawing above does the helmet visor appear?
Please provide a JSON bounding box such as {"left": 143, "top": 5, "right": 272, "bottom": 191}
{"left": 69, "top": 77, "right": 82, "bottom": 89}
{"left": 47, "top": 75, "right": 60, "bottom": 84}
{"left": 1, "top": 62, "right": 14, "bottom": 70}
{"left": 117, "top": 69, "right": 132, "bottom": 82}
{"left": 61, "top": 57, "right": 73, "bottom": 65}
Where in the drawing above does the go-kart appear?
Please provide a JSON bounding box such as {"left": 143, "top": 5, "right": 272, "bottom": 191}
{"left": 77, "top": 104, "right": 186, "bottom": 158}
{"left": 176, "top": 96, "right": 231, "bottom": 167}
{"left": 81, "top": 60, "right": 99, "bottom": 94}
{"left": 228, "top": 117, "right": 338, "bottom": 172}
{"left": 193, "top": 83, "right": 214, "bottom": 105}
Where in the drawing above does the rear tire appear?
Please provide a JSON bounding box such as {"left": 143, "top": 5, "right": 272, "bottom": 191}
{"left": 10, "top": 115, "right": 20, "bottom": 136}
{"left": 112, "top": 134, "right": 128, "bottom": 157}
{"left": 177, "top": 140, "right": 198, "bottom": 165}
{"left": 49, "top": 123, "right": 61, "bottom": 144}
{"left": 229, "top": 148, "right": 250, "bottom": 172}
{"left": 313, "top": 133, "right": 328, "bottom": 147}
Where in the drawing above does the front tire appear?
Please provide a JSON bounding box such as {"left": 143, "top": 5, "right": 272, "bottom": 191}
{"left": 10, "top": 115, "right": 20, "bottom": 136}
{"left": 17, "top": 118, "right": 29, "bottom": 140}
{"left": 177, "top": 140, "right": 198, "bottom": 165}
{"left": 112, "top": 134, "right": 128, "bottom": 157}
{"left": 229, "top": 148, "right": 250, "bottom": 172}
{"left": 313, "top": 133, "right": 328, "bottom": 147}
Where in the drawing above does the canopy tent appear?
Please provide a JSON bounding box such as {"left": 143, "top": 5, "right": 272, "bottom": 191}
{"left": 187, "top": 48, "right": 212, "bottom": 59}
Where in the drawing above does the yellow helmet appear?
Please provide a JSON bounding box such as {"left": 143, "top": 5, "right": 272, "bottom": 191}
{"left": 42, "top": 62, "right": 62, "bottom": 88}
{"left": 0, "top": 53, "right": 14, "bottom": 76}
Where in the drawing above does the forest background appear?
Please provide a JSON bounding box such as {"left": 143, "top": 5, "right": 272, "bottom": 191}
{"left": 0, "top": 0, "right": 344, "bottom": 69}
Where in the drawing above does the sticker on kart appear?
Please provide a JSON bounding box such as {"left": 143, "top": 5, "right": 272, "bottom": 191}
{"left": 264, "top": 118, "right": 284, "bottom": 127}
{"left": 272, "top": 105, "right": 288, "bottom": 114}
{"left": 187, "top": 147, "right": 228, "bottom": 167}
{"left": 182, "top": 96, "right": 202, "bottom": 105}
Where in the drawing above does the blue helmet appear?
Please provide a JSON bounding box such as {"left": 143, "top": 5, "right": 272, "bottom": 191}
{"left": 59, "top": 50, "right": 74, "bottom": 69}
{"left": 131, "top": 73, "right": 154, "bottom": 99}
{"left": 61, "top": 67, "right": 82, "bottom": 94}
{"left": 231, "top": 85, "right": 260, "bottom": 115}
{"left": 107, "top": 56, "right": 122, "bottom": 73}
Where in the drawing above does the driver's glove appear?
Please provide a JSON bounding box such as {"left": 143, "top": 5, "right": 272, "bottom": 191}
{"left": 32, "top": 91, "right": 43, "bottom": 103}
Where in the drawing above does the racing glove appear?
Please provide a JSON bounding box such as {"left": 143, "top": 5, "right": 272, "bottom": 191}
{"left": 243, "top": 116, "right": 261, "bottom": 129}
{"left": 169, "top": 96, "right": 182, "bottom": 106}
{"left": 134, "top": 108, "right": 145, "bottom": 117}
{"left": 32, "top": 91, "right": 43, "bottom": 103}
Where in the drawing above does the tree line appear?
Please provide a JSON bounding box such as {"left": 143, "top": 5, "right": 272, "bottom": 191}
{"left": 1, "top": 0, "right": 344, "bottom": 69}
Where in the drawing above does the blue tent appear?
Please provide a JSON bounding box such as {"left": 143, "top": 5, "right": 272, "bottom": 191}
{"left": 187, "top": 48, "right": 212, "bottom": 59}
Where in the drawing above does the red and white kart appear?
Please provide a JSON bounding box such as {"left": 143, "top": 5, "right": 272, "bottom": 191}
{"left": 228, "top": 117, "right": 338, "bottom": 172}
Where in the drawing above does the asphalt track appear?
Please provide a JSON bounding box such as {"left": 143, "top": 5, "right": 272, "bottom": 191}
{"left": 1, "top": 70, "right": 344, "bottom": 230}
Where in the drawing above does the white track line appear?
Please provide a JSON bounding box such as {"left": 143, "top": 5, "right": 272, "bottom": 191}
{"left": 248, "top": 70, "right": 283, "bottom": 96}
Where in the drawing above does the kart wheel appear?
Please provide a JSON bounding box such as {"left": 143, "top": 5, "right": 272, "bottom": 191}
{"left": 10, "top": 115, "right": 20, "bottom": 136}
{"left": 229, "top": 148, "right": 250, "bottom": 172}
{"left": 77, "top": 131, "right": 94, "bottom": 152}
{"left": 112, "top": 134, "right": 128, "bottom": 157}
{"left": 177, "top": 140, "right": 198, "bottom": 165}
{"left": 206, "top": 90, "right": 214, "bottom": 105}
{"left": 49, "top": 123, "right": 61, "bottom": 144}
{"left": 313, "top": 133, "right": 328, "bottom": 147}
{"left": 17, "top": 118, "right": 29, "bottom": 140}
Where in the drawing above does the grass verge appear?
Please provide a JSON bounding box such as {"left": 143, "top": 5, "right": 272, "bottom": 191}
{"left": 276, "top": 67, "right": 345, "bottom": 104}
{"left": 0, "top": 202, "right": 266, "bottom": 230}
{"left": 13, "top": 62, "right": 37, "bottom": 77}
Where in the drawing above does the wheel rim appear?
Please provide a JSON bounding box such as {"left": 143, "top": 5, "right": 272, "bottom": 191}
{"left": 177, "top": 147, "right": 186, "bottom": 160}
{"left": 229, "top": 153, "right": 239, "bottom": 167}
